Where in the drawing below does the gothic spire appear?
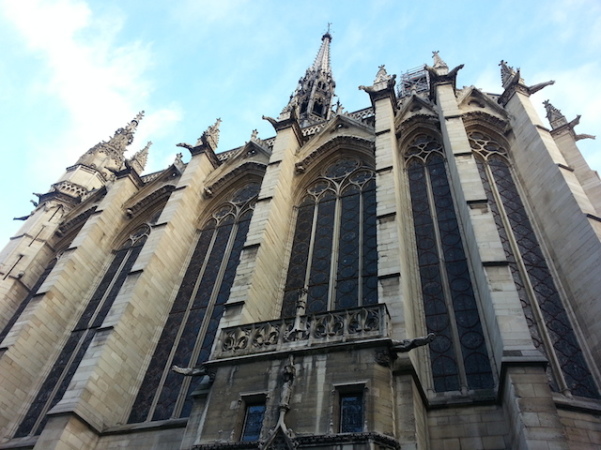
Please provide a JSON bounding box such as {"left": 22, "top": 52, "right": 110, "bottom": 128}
{"left": 312, "top": 28, "right": 332, "bottom": 74}
{"left": 280, "top": 29, "right": 336, "bottom": 126}
{"left": 76, "top": 111, "right": 145, "bottom": 177}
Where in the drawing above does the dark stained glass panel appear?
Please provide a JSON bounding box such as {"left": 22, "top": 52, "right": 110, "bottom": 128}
{"left": 406, "top": 134, "right": 493, "bottom": 392}
{"left": 282, "top": 158, "right": 377, "bottom": 317}
{"left": 241, "top": 404, "right": 266, "bottom": 441}
{"left": 470, "top": 133, "right": 599, "bottom": 399}
{"left": 16, "top": 235, "right": 147, "bottom": 437}
{"left": 340, "top": 393, "right": 363, "bottom": 433}
{"left": 129, "top": 184, "right": 259, "bottom": 423}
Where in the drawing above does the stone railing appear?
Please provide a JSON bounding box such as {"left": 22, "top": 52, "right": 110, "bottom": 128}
{"left": 214, "top": 304, "right": 389, "bottom": 359}
{"left": 345, "top": 107, "right": 374, "bottom": 122}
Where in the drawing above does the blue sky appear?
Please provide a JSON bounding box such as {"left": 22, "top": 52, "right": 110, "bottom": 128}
{"left": 1, "top": 0, "right": 600, "bottom": 246}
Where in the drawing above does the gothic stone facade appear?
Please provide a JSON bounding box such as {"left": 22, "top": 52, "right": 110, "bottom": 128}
{"left": 1, "top": 35, "right": 601, "bottom": 450}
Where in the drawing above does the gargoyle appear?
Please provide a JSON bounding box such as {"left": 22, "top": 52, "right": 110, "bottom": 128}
{"left": 391, "top": 333, "right": 436, "bottom": 353}
{"left": 172, "top": 364, "right": 209, "bottom": 377}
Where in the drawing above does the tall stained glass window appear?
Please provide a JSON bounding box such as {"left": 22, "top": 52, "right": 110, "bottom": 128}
{"left": 470, "top": 131, "right": 599, "bottom": 399}
{"left": 405, "top": 133, "right": 494, "bottom": 393}
{"left": 128, "top": 183, "right": 260, "bottom": 423}
{"left": 15, "top": 225, "right": 152, "bottom": 437}
{"left": 281, "top": 157, "right": 378, "bottom": 318}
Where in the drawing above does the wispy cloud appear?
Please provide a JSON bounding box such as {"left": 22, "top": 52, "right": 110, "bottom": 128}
{"left": 1, "top": 0, "right": 181, "bottom": 176}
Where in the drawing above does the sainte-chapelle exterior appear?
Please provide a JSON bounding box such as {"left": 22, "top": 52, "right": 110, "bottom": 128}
{"left": 1, "top": 32, "right": 601, "bottom": 449}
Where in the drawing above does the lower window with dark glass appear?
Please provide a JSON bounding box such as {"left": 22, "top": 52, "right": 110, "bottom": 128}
{"left": 241, "top": 403, "right": 266, "bottom": 441}
{"left": 339, "top": 391, "right": 363, "bottom": 433}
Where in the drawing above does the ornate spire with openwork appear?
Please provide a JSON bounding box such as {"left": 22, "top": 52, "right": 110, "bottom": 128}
{"left": 281, "top": 29, "right": 336, "bottom": 126}
{"left": 76, "top": 111, "right": 145, "bottom": 177}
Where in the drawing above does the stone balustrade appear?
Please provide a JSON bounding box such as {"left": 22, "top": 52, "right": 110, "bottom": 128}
{"left": 215, "top": 304, "right": 389, "bottom": 358}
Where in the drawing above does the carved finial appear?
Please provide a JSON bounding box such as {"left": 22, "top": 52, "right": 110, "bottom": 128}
{"left": 432, "top": 50, "right": 448, "bottom": 70}
{"left": 543, "top": 100, "right": 568, "bottom": 129}
{"left": 133, "top": 110, "right": 145, "bottom": 124}
{"left": 172, "top": 152, "right": 185, "bottom": 172}
{"left": 499, "top": 60, "right": 518, "bottom": 88}
{"left": 125, "top": 111, "right": 145, "bottom": 133}
{"left": 197, "top": 118, "right": 222, "bottom": 149}
{"left": 374, "top": 64, "right": 392, "bottom": 84}
{"left": 250, "top": 129, "right": 259, "bottom": 142}
{"left": 128, "top": 141, "right": 151, "bottom": 173}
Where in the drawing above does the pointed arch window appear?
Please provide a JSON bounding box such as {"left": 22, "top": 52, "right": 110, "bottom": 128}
{"left": 405, "top": 134, "right": 494, "bottom": 393}
{"left": 15, "top": 224, "right": 152, "bottom": 437}
{"left": 128, "top": 182, "right": 260, "bottom": 423}
{"left": 281, "top": 157, "right": 378, "bottom": 318}
{"left": 470, "top": 131, "right": 599, "bottom": 399}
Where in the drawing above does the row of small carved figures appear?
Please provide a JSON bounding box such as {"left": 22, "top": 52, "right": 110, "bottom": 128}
{"left": 221, "top": 309, "right": 383, "bottom": 352}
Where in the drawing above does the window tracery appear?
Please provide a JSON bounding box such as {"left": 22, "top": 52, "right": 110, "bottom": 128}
{"left": 470, "top": 131, "right": 599, "bottom": 399}
{"left": 281, "top": 157, "right": 377, "bottom": 318}
{"left": 405, "top": 133, "right": 494, "bottom": 393}
{"left": 128, "top": 182, "right": 260, "bottom": 423}
{"left": 15, "top": 224, "right": 152, "bottom": 437}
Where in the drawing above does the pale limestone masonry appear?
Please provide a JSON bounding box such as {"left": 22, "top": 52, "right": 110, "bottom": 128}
{"left": 0, "top": 40, "right": 600, "bottom": 450}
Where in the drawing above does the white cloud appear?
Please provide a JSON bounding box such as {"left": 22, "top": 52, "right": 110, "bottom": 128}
{"left": 0, "top": 0, "right": 179, "bottom": 178}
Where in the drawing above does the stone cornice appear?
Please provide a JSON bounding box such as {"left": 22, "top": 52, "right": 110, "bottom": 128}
{"left": 56, "top": 205, "right": 98, "bottom": 237}
{"left": 35, "top": 190, "right": 81, "bottom": 208}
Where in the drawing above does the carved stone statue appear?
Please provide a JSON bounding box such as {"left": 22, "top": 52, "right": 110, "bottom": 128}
{"left": 390, "top": 333, "right": 435, "bottom": 353}
{"left": 280, "top": 355, "right": 296, "bottom": 409}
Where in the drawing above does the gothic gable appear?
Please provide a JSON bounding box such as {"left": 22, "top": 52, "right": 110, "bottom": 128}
{"left": 295, "top": 115, "right": 375, "bottom": 169}
{"left": 457, "top": 86, "right": 508, "bottom": 119}
{"left": 122, "top": 164, "right": 183, "bottom": 220}
{"left": 396, "top": 93, "right": 437, "bottom": 126}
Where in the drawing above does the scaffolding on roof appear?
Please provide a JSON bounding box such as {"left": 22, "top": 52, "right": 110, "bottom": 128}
{"left": 398, "top": 65, "right": 429, "bottom": 97}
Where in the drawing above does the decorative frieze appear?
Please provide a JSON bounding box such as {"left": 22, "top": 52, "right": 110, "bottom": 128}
{"left": 215, "top": 304, "right": 389, "bottom": 359}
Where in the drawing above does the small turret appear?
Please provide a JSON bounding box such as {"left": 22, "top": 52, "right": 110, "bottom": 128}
{"left": 128, "top": 141, "right": 152, "bottom": 174}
